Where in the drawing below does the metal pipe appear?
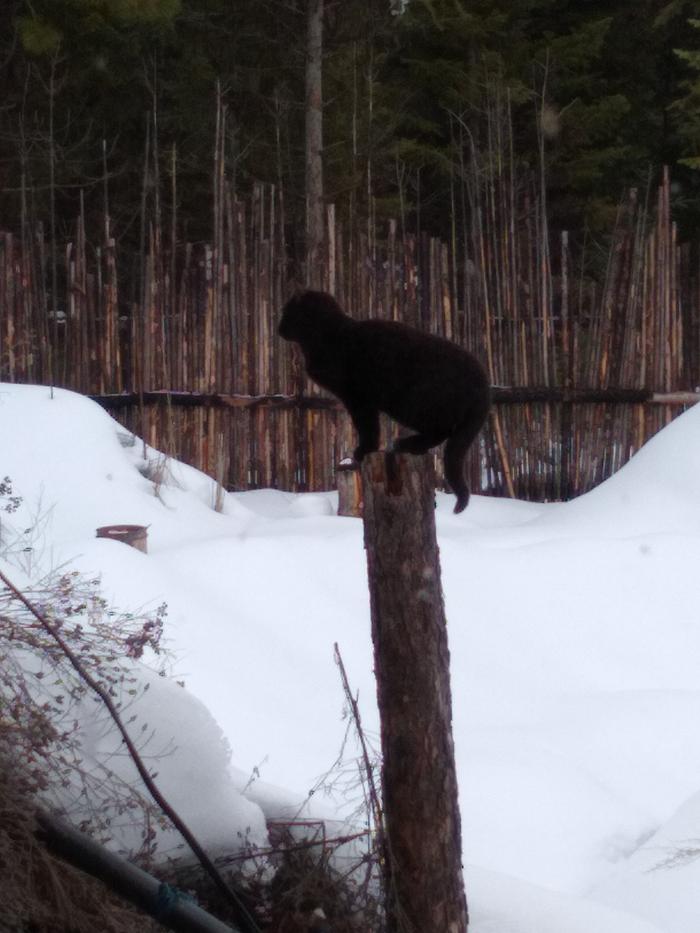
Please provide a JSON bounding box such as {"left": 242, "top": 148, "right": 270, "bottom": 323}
{"left": 36, "top": 809, "right": 241, "bottom": 933}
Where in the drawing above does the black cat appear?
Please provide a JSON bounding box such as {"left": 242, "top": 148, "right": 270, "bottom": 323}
{"left": 279, "top": 290, "right": 491, "bottom": 512}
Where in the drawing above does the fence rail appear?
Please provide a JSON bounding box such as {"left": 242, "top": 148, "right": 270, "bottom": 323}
{"left": 1, "top": 169, "right": 699, "bottom": 502}
{"left": 87, "top": 388, "right": 700, "bottom": 409}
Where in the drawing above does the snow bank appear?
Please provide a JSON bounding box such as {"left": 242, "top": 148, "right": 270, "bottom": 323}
{"left": 2, "top": 381, "right": 700, "bottom": 930}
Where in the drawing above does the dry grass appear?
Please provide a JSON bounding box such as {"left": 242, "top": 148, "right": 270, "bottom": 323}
{"left": 0, "top": 738, "right": 164, "bottom": 933}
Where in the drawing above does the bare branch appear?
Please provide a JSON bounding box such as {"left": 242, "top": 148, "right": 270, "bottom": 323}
{"left": 0, "top": 566, "right": 261, "bottom": 933}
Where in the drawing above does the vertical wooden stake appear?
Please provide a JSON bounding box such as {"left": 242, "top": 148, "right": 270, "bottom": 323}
{"left": 336, "top": 461, "right": 362, "bottom": 517}
{"left": 361, "top": 452, "right": 468, "bottom": 933}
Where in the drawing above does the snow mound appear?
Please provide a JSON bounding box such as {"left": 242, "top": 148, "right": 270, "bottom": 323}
{"left": 3, "top": 381, "right": 700, "bottom": 928}
{"left": 592, "top": 790, "right": 700, "bottom": 933}
{"left": 541, "top": 403, "right": 700, "bottom": 536}
{"left": 470, "top": 867, "right": 666, "bottom": 933}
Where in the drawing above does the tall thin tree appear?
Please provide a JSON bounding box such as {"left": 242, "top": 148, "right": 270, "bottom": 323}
{"left": 305, "top": 0, "right": 324, "bottom": 288}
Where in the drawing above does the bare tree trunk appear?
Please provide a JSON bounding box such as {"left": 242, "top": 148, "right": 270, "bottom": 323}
{"left": 361, "top": 452, "right": 469, "bottom": 933}
{"left": 47, "top": 55, "right": 59, "bottom": 390}
{"left": 305, "top": 0, "right": 324, "bottom": 289}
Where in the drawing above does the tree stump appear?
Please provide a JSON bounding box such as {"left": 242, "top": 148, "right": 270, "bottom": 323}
{"left": 361, "top": 452, "right": 468, "bottom": 933}
{"left": 96, "top": 524, "right": 148, "bottom": 553}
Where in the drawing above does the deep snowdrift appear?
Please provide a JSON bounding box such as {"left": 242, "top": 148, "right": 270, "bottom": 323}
{"left": 2, "top": 381, "right": 699, "bottom": 932}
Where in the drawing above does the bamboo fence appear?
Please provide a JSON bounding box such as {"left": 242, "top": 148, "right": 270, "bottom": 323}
{"left": 1, "top": 171, "right": 698, "bottom": 502}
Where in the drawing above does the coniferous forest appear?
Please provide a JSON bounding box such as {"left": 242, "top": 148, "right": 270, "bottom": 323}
{"left": 4, "top": 0, "right": 700, "bottom": 248}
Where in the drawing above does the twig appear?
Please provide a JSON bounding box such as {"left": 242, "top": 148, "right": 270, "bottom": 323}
{"left": 333, "top": 643, "right": 383, "bottom": 834}
{"left": 0, "top": 566, "right": 261, "bottom": 933}
{"left": 220, "top": 828, "right": 372, "bottom": 865}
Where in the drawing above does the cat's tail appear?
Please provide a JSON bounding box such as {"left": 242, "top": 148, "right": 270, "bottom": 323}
{"left": 444, "top": 397, "right": 491, "bottom": 513}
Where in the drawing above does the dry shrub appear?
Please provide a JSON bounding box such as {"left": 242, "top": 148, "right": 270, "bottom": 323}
{"left": 0, "top": 475, "right": 170, "bottom": 846}
{"left": 161, "top": 819, "right": 383, "bottom": 933}
{"left": 264, "top": 833, "right": 378, "bottom": 932}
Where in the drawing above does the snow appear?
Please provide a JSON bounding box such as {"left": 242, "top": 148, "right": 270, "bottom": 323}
{"left": 2, "top": 381, "right": 700, "bottom": 931}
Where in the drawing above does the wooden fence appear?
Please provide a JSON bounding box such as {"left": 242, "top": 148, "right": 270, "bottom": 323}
{"left": 1, "top": 171, "right": 698, "bottom": 501}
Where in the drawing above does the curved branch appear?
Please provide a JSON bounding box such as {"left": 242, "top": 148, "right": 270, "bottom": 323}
{"left": 0, "top": 566, "right": 260, "bottom": 933}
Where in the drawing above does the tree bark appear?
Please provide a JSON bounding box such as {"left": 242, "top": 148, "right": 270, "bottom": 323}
{"left": 305, "top": 0, "right": 324, "bottom": 289}
{"left": 361, "top": 452, "right": 468, "bottom": 933}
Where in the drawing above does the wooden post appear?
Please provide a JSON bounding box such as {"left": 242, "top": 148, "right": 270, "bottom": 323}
{"left": 361, "top": 452, "right": 468, "bottom": 933}
{"left": 336, "top": 461, "right": 362, "bottom": 517}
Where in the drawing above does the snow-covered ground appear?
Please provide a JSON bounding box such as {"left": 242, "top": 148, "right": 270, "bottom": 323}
{"left": 2, "top": 381, "right": 700, "bottom": 932}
